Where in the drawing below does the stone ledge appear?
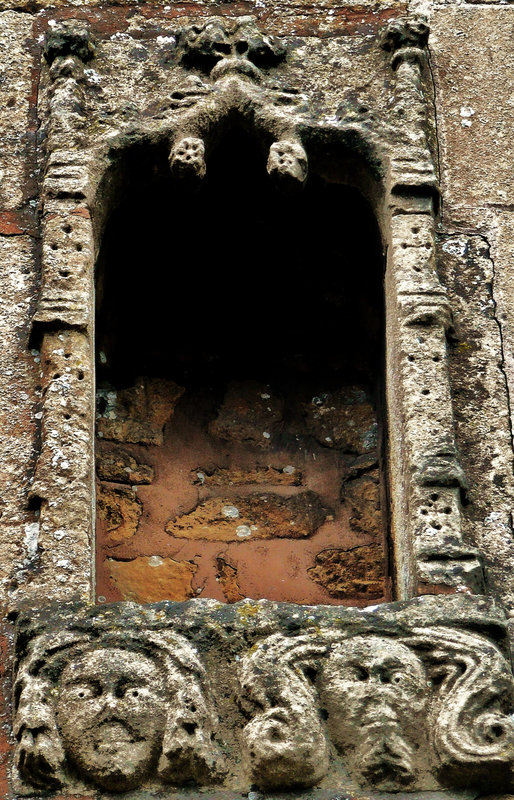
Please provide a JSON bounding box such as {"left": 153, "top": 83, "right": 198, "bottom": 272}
{"left": 10, "top": 595, "right": 514, "bottom": 796}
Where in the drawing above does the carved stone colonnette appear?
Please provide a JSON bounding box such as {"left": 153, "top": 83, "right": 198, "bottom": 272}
{"left": 12, "top": 596, "right": 514, "bottom": 795}
{"left": 25, "top": 13, "right": 483, "bottom": 606}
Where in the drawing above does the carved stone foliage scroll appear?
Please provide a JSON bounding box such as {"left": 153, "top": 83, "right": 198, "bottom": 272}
{"left": 13, "top": 596, "right": 514, "bottom": 795}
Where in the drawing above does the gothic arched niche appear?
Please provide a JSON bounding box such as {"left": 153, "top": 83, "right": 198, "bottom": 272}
{"left": 94, "top": 129, "right": 390, "bottom": 606}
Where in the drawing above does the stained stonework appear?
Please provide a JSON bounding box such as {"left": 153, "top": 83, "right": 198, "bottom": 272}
{"left": 11, "top": 596, "right": 514, "bottom": 796}
{"left": 1, "top": 2, "right": 514, "bottom": 800}
{"left": 95, "top": 373, "right": 388, "bottom": 606}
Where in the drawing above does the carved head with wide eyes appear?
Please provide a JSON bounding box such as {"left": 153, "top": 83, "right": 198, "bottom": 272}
{"left": 55, "top": 647, "right": 165, "bottom": 791}
{"left": 318, "top": 636, "right": 429, "bottom": 788}
{"left": 14, "top": 627, "right": 221, "bottom": 792}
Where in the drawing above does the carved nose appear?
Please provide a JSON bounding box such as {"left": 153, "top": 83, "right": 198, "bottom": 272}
{"left": 100, "top": 691, "right": 118, "bottom": 711}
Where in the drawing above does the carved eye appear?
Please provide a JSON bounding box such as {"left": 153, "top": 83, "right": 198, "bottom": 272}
{"left": 344, "top": 664, "right": 368, "bottom": 681}
{"left": 118, "top": 684, "right": 146, "bottom": 699}
{"left": 69, "top": 684, "right": 97, "bottom": 700}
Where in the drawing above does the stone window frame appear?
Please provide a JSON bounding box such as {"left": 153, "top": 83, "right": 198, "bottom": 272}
{"left": 27, "top": 14, "right": 484, "bottom": 605}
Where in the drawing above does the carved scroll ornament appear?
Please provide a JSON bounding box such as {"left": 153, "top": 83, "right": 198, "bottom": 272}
{"left": 238, "top": 628, "right": 514, "bottom": 792}
{"left": 12, "top": 597, "right": 514, "bottom": 793}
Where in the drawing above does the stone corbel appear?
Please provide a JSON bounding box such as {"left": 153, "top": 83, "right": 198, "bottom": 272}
{"left": 381, "top": 18, "right": 484, "bottom": 597}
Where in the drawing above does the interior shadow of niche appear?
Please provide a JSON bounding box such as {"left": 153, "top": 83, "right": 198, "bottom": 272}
{"left": 95, "top": 128, "right": 384, "bottom": 395}
{"left": 94, "top": 126, "right": 390, "bottom": 606}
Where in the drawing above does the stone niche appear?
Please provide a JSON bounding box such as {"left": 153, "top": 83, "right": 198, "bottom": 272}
{"left": 94, "top": 130, "right": 389, "bottom": 607}
{"left": 12, "top": 595, "right": 514, "bottom": 797}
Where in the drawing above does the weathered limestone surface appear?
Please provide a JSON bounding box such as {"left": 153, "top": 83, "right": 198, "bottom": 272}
{"left": 0, "top": 237, "right": 39, "bottom": 603}
{"left": 11, "top": 595, "right": 514, "bottom": 796}
{"left": 0, "top": 12, "right": 35, "bottom": 212}
{"left": 429, "top": 5, "right": 514, "bottom": 612}
{"left": 0, "top": 3, "right": 514, "bottom": 799}
{"left": 430, "top": 8, "right": 514, "bottom": 217}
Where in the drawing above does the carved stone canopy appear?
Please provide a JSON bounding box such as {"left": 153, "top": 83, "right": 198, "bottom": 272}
{"left": 13, "top": 595, "right": 514, "bottom": 795}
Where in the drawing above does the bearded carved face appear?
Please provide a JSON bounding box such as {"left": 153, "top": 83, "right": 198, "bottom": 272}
{"left": 318, "top": 636, "right": 428, "bottom": 787}
{"left": 56, "top": 648, "right": 167, "bottom": 791}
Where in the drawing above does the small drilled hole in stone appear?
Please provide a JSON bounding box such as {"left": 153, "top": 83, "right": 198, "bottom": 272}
{"left": 401, "top": 242, "right": 408, "bottom": 249}
{"left": 53, "top": 373, "right": 60, "bottom": 379}
{"left": 432, "top": 522, "right": 442, "bottom": 530}
{"left": 412, "top": 227, "right": 420, "bottom": 234}
{"left": 77, "top": 371, "right": 84, "bottom": 381}
{"left": 414, "top": 267, "right": 421, "bottom": 273}
{"left": 64, "top": 413, "right": 71, "bottom": 420}
{"left": 408, "top": 355, "right": 415, "bottom": 362}
{"left": 421, "top": 509, "right": 428, "bottom": 515}
{"left": 443, "top": 507, "right": 452, "bottom": 514}
{"left": 59, "top": 270, "right": 70, "bottom": 277}
{"left": 51, "top": 243, "right": 58, "bottom": 250}
{"left": 76, "top": 243, "right": 83, "bottom": 252}
{"left": 432, "top": 355, "right": 440, "bottom": 362}
{"left": 63, "top": 224, "right": 72, "bottom": 233}
{"left": 64, "top": 353, "right": 71, "bottom": 359}
{"left": 430, "top": 493, "right": 439, "bottom": 501}
{"left": 421, "top": 389, "right": 430, "bottom": 395}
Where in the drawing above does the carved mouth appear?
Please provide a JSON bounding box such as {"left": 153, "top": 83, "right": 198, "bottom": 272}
{"left": 210, "top": 57, "right": 262, "bottom": 81}
{"left": 94, "top": 719, "right": 140, "bottom": 749}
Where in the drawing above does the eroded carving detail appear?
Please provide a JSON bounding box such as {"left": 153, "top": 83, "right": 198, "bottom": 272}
{"left": 267, "top": 139, "right": 308, "bottom": 190}
{"left": 169, "top": 136, "right": 207, "bottom": 183}
{"left": 14, "top": 622, "right": 222, "bottom": 792}
{"left": 239, "top": 629, "right": 514, "bottom": 792}
{"left": 177, "top": 17, "right": 286, "bottom": 77}
{"left": 163, "top": 17, "right": 309, "bottom": 190}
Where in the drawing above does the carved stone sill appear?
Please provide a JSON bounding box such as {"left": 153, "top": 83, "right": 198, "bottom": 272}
{"left": 12, "top": 595, "right": 514, "bottom": 796}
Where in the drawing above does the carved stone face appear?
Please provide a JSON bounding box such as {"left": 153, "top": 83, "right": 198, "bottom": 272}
{"left": 318, "top": 636, "right": 428, "bottom": 786}
{"left": 56, "top": 648, "right": 166, "bottom": 791}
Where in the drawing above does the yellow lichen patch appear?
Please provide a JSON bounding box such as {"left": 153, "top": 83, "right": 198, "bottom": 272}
{"left": 108, "top": 556, "right": 198, "bottom": 603}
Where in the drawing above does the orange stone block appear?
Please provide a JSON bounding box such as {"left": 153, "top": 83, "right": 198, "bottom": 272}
{"left": 108, "top": 556, "right": 198, "bottom": 602}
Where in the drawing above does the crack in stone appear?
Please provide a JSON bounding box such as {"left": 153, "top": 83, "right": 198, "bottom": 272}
{"left": 426, "top": 43, "right": 442, "bottom": 216}
{"left": 477, "top": 232, "right": 514, "bottom": 549}
{"left": 482, "top": 233, "right": 514, "bottom": 456}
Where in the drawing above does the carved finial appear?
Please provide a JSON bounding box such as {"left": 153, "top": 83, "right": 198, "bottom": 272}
{"left": 177, "top": 17, "right": 286, "bottom": 80}
{"left": 44, "top": 19, "right": 96, "bottom": 65}
{"left": 380, "top": 16, "right": 429, "bottom": 69}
